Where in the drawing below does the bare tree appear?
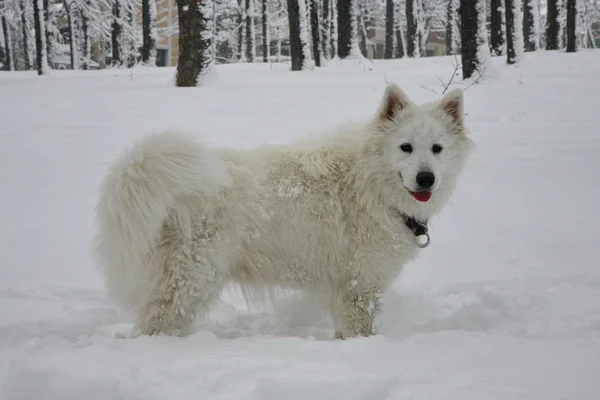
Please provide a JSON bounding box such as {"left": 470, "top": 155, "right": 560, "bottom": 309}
{"left": 141, "top": 0, "right": 157, "bottom": 65}
{"left": 1, "top": 14, "right": 14, "bottom": 71}
{"left": 523, "top": 0, "right": 540, "bottom": 51}
{"left": 19, "top": 0, "right": 31, "bottom": 69}
{"left": 546, "top": 0, "right": 560, "bottom": 49}
{"left": 33, "top": 0, "right": 49, "bottom": 74}
{"left": 176, "top": 0, "right": 215, "bottom": 86}
{"left": 505, "top": 0, "right": 524, "bottom": 64}
{"left": 384, "top": 0, "right": 393, "bottom": 58}
{"left": 337, "top": 0, "right": 359, "bottom": 58}
{"left": 566, "top": 0, "right": 576, "bottom": 52}
{"left": 309, "top": 0, "right": 321, "bottom": 65}
{"left": 261, "top": 0, "right": 268, "bottom": 62}
{"left": 490, "top": 0, "right": 504, "bottom": 55}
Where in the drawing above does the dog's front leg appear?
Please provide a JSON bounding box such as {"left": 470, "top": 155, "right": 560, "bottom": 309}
{"left": 331, "top": 281, "right": 382, "bottom": 339}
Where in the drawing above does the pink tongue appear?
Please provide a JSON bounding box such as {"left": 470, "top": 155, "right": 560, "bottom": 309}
{"left": 412, "top": 191, "right": 432, "bottom": 202}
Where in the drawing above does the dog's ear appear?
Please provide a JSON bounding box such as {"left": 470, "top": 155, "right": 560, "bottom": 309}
{"left": 438, "top": 88, "right": 464, "bottom": 126}
{"left": 378, "top": 83, "right": 412, "bottom": 121}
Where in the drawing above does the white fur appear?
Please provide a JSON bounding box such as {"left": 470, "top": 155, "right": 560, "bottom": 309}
{"left": 93, "top": 84, "right": 473, "bottom": 338}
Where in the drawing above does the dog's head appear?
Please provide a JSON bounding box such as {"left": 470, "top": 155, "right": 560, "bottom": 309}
{"left": 361, "top": 83, "right": 473, "bottom": 219}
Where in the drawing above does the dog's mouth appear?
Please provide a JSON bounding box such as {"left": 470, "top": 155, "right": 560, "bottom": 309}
{"left": 405, "top": 187, "right": 432, "bottom": 202}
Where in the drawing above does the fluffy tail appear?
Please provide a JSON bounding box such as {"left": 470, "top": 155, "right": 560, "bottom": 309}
{"left": 93, "top": 131, "right": 231, "bottom": 310}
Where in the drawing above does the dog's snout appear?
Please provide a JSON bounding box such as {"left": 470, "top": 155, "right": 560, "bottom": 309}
{"left": 416, "top": 171, "right": 435, "bottom": 189}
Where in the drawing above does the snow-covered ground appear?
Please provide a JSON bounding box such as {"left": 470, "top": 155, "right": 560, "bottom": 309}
{"left": 1, "top": 51, "right": 600, "bottom": 399}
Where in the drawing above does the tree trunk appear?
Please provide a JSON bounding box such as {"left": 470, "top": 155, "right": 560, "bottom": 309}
{"left": 505, "top": 0, "right": 524, "bottom": 64}
{"left": 287, "top": 0, "right": 305, "bottom": 70}
{"left": 19, "top": 0, "right": 31, "bottom": 70}
{"left": 245, "top": 0, "right": 255, "bottom": 62}
{"left": 384, "top": 0, "right": 393, "bottom": 58}
{"left": 546, "top": 0, "right": 560, "bottom": 50}
{"left": 565, "top": 0, "right": 576, "bottom": 52}
{"left": 262, "top": 0, "right": 268, "bottom": 62}
{"left": 142, "top": 0, "right": 157, "bottom": 65}
{"left": 357, "top": 5, "right": 367, "bottom": 57}
{"left": 63, "top": 1, "right": 77, "bottom": 70}
{"left": 406, "top": 0, "right": 417, "bottom": 57}
{"left": 321, "top": 0, "right": 330, "bottom": 59}
{"left": 309, "top": 0, "right": 321, "bottom": 66}
{"left": 446, "top": 0, "right": 455, "bottom": 55}
{"left": 523, "top": 0, "right": 540, "bottom": 51}
{"left": 490, "top": 0, "right": 504, "bottom": 55}
{"left": 337, "top": 0, "right": 357, "bottom": 58}
{"left": 237, "top": 0, "right": 245, "bottom": 60}
{"left": 329, "top": 0, "right": 337, "bottom": 58}
{"left": 33, "top": 0, "right": 49, "bottom": 74}
{"left": 1, "top": 15, "right": 14, "bottom": 71}
{"left": 111, "top": 0, "right": 122, "bottom": 66}
{"left": 460, "top": 0, "right": 477, "bottom": 78}
{"left": 394, "top": 2, "right": 405, "bottom": 58}
{"left": 126, "top": 8, "right": 136, "bottom": 67}
{"left": 43, "top": 0, "right": 53, "bottom": 65}
{"left": 176, "top": 0, "right": 215, "bottom": 86}
{"left": 81, "top": 7, "right": 90, "bottom": 70}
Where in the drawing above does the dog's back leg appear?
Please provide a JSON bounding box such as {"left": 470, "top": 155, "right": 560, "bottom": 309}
{"left": 133, "top": 226, "right": 229, "bottom": 336}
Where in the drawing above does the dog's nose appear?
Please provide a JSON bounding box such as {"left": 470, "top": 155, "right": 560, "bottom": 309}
{"left": 416, "top": 171, "right": 435, "bottom": 189}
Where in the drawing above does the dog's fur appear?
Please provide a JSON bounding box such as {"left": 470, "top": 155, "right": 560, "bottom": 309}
{"left": 93, "top": 83, "right": 473, "bottom": 338}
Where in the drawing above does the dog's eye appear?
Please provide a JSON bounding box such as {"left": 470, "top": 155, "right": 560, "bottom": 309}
{"left": 432, "top": 144, "right": 443, "bottom": 154}
{"left": 400, "top": 143, "right": 413, "bottom": 153}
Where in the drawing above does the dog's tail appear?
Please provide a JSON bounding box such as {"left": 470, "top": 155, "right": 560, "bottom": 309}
{"left": 93, "top": 131, "right": 231, "bottom": 310}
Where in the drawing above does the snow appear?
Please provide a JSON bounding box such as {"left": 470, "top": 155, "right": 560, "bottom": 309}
{"left": 1, "top": 50, "right": 600, "bottom": 399}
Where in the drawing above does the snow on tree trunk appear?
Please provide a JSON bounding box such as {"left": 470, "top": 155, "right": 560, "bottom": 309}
{"left": 19, "top": 0, "right": 31, "bottom": 70}
{"left": 309, "top": 0, "right": 322, "bottom": 66}
{"left": 237, "top": 0, "right": 245, "bottom": 61}
{"left": 357, "top": 4, "right": 367, "bottom": 57}
{"left": 43, "top": 0, "right": 56, "bottom": 67}
{"left": 394, "top": 0, "right": 405, "bottom": 58}
{"left": 416, "top": 0, "right": 426, "bottom": 56}
{"left": 565, "top": 0, "right": 576, "bottom": 52}
{"left": 245, "top": 0, "right": 255, "bottom": 62}
{"left": 81, "top": 7, "right": 90, "bottom": 70}
{"left": 262, "top": 0, "right": 268, "bottom": 62}
{"left": 1, "top": 15, "right": 14, "bottom": 71}
{"left": 546, "top": 0, "right": 560, "bottom": 49}
{"left": 446, "top": 0, "right": 459, "bottom": 55}
{"left": 460, "top": 0, "right": 489, "bottom": 79}
{"left": 384, "top": 0, "right": 393, "bottom": 58}
{"left": 321, "top": 0, "right": 330, "bottom": 59}
{"left": 276, "top": 25, "right": 282, "bottom": 61}
{"left": 490, "top": 0, "right": 504, "bottom": 55}
{"left": 34, "top": 0, "right": 50, "bottom": 74}
{"left": 297, "top": 0, "right": 313, "bottom": 68}
{"left": 64, "top": 1, "right": 78, "bottom": 70}
{"left": 142, "top": 0, "right": 157, "bottom": 66}
{"left": 111, "top": 0, "right": 123, "bottom": 66}
{"left": 329, "top": 0, "right": 337, "bottom": 58}
{"left": 337, "top": 0, "right": 360, "bottom": 59}
{"left": 505, "top": 0, "right": 524, "bottom": 64}
{"left": 406, "top": 0, "right": 418, "bottom": 57}
{"left": 523, "top": 0, "right": 541, "bottom": 51}
{"left": 558, "top": 0, "right": 567, "bottom": 49}
{"left": 476, "top": 0, "right": 491, "bottom": 67}
{"left": 176, "top": 0, "right": 215, "bottom": 87}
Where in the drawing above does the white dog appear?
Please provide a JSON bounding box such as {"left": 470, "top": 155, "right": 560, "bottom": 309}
{"left": 94, "top": 83, "right": 473, "bottom": 339}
